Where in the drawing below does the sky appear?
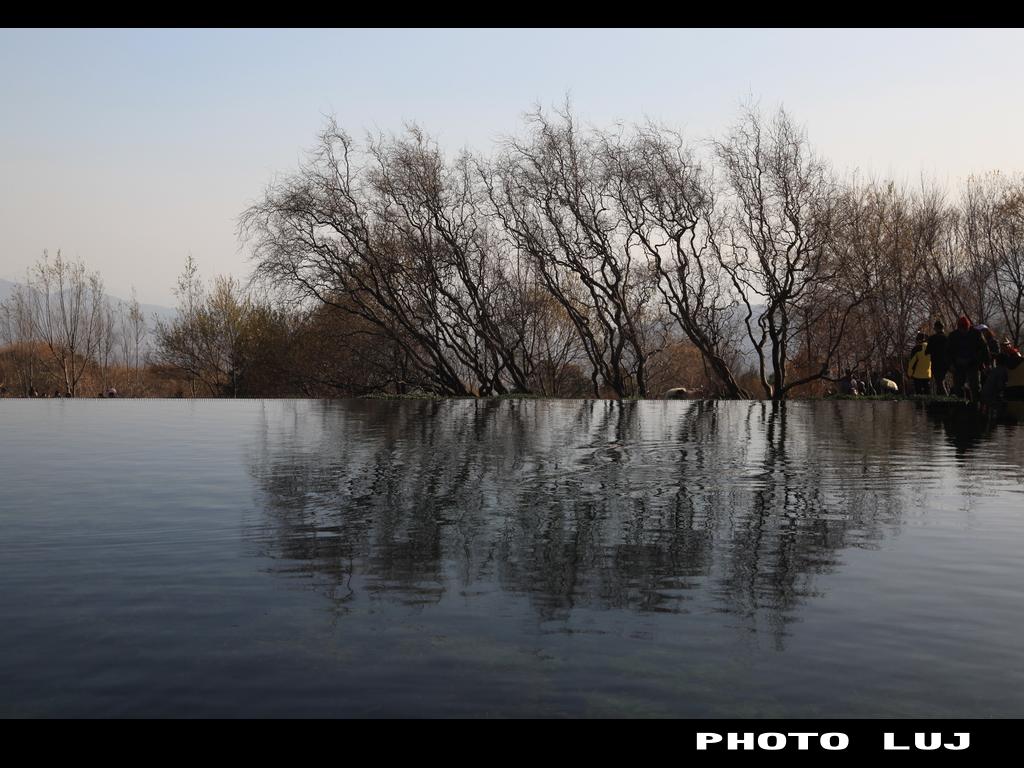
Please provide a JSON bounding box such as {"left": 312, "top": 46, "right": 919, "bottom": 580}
{"left": 2, "top": 28, "right": 1023, "bottom": 306}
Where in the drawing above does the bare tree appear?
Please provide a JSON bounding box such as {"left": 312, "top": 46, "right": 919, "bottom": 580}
{"left": 0, "top": 282, "right": 42, "bottom": 396}
{"left": 521, "top": 285, "right": 589, "bottom": 396}
{"left": 171, "top": 255, "right": 204, "bottom": 396}
{"left": 832, "top": 179, "right": 948, "bottom": 380}
{"left": 27, "top": 250, "right": 106, "bottom": 397}
{"left": 96, "top": 299, "right": 118, "bottom": 393}
{"left": 242, "top": 121, "right": 546, "bottom": 396}
{"left": 601, "top": 123, "right": 749, "bottom": 398}
{"left": 366, "top": 130, "right": 537, "bottom": 394}
{"left": 118, "top": 288, "right": 147, "bottom": 395}
{"left": 713, "top": 105, "right": 863, "bottom": 400}
{"left": 485, "top": 106, "right": 662, "bottom": 398}
{"left": 156, "top": 271, "right": 251, "bottom": 397}
{"left": 961, "top": 173, "right": 1024, "bottom": 343}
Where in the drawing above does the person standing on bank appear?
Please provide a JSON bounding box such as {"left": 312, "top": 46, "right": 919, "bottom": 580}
{"left": 978, "top": 325, "right": 1000, "bottom": 386}
{"left": 1002, "top": 341, "right": 1024, "bottom": 400}
{"left": 927, "top": 319, "right": 950, "bottom": 395}
{"left": 949, "top": 315, "right": 989, "bottom": 402}
{"left": 907, "top": 332, "right": 932, "bottom": 396}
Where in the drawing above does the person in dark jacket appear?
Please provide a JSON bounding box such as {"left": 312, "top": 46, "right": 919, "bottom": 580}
{"left": 981, "top": 340, "right": 1022, "bottom": 403}
{"left": 996, "top": 340, "right": 1024, "bottom": 401}
{"left": 838, "top": 369, "right": 859, "bottom": 396}
{"left": 927, "top": 320, "right": 950, "bottom": 395}
{"left": 949, "top": 315, "right": 989, "bottom": 402}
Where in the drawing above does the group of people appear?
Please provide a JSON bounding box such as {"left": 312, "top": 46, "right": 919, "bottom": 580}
{"left": 838, "top": 316, "right": 1024, "bottom": 403}
{"left": 906, "top": 317, "right": 1024, "bottom": 402}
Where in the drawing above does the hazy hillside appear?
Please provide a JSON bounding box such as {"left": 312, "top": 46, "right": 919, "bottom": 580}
{"left": 1, "top": 278, "right": 175, "bottom": 319}
{"left": 0, "top": 278, "right": 177, "bottom": 351}
{"left": 0, "top": 278, "right": 21, "bottom": 304}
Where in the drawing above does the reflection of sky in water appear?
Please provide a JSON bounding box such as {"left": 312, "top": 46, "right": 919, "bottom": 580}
{"left": 2, "top": 399, "right": 1023, "bottom": 717}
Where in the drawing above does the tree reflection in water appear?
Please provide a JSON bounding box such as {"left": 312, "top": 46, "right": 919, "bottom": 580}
{"left": 245, "top": 398, "right": 1024, "bottom": 648}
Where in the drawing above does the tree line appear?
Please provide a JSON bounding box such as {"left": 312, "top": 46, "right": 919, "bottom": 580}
{"left": 240, "top": 102, "right": 1024, "bottom": 400}
{"left": 1, "top": 250, "right": 148, "bottom": 397}
{"left": 4, "top": 102, "right": 1024, "bottom": 400}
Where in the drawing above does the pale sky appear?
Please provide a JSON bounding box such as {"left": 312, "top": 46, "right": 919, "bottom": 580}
{"left": 2, "top": 28, "right": 1023, "bottom": 306}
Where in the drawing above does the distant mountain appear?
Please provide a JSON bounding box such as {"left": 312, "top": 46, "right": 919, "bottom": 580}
{"left": 0, "top": 279, "right": 21, "bottom": 304}
{"left": 0, "top": 278, "right": 177, "bottom": 351}
{"left": 126, "top": 298, "right": 178, "bottom": 327}
{"left": 0, "top": 278, "right": 175, "bottom": 319}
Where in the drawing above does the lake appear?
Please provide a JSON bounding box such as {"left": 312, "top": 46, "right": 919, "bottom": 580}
{"left": 2, "top": 398, "right": 1023, "bottom": 717}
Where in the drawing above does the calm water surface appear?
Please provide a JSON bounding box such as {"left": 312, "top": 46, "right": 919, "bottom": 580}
{"left": 2, "top": 398, "right": 1023, "bottom": 717}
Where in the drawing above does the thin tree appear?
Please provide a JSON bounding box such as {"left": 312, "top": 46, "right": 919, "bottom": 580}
{"left": 27, "top": 250, "right": 106, "bottom": 397}
{"left": 713, "top": 105, "right": 863, "bottom": 400}
{"left": 0, "top": 283, "right": 42, "bottom": 396}
{"left": 118, "top": 288, "right": 147, "bottom": 395}
{"left": 602, "top": 123, "right": 749, "bottom": 398}
{"left": 486, "top": 105, "right": 662, "bottom": 398}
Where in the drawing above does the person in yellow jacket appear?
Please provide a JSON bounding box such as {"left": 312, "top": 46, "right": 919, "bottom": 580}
{"left": 907, "top": 332, "right": 932, "bottom": 395}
